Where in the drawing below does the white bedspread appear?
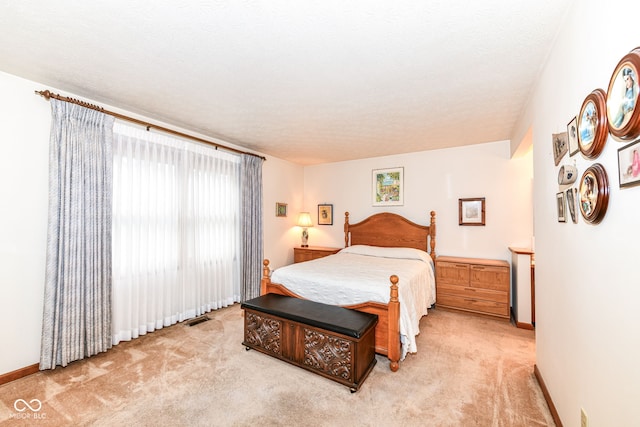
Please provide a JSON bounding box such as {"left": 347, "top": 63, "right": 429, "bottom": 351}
{"left": 269, "top": 245, "right": 436, "bottom": 360}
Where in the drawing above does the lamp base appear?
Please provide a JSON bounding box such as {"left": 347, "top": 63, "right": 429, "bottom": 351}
{"left": 300, "top": 244, "right": 309, "bottom": 247}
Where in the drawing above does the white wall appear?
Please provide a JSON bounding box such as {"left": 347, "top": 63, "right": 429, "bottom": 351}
{"left": 0, "top": 72, "right": 50, "bottom": 375}
{"left": 515, "top": 0, "right": 640, "bottom": 424}
{"left": 0, "top": 70, "right": 304, "bottom": 375}
{"left": 262, "top": 156, "right": 304, "bottom": 268}
{"left": 300, "top": 140, "right": 533, "bottom": 267}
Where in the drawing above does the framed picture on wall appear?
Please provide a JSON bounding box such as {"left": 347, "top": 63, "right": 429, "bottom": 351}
{"left": 617, "top": 138, "right": 640, "bottom": 188}
{"left": 577, "top": 88, "right": 608, "bottom": 159}
{"left": 275, "top": 202, "right": 287, "bottom": 217}
{"left": 372, "top": 167, "right": 404, "bottom": 206}
{"left": 566, "top": 188, "right": 578, "bottom": 224}
{"left": 458, "top": 197, "right": 485, "bottom": 226}
{"left": 317, "top": 204, "right": 333, "bottom": 225}
{"left": 567, "top": 116, "right": 580, "bottom": 156}
{"left": 552, "top": 132, "right": 568, "bottom": 166}
{"left": 556, "top": 192, "right": 566, "bottom": 223}
{"left": 579, "top": 163, "right": 610, "bottom": 224}
{"left": 606, "top": 48, "right": 640, "bottom": 140}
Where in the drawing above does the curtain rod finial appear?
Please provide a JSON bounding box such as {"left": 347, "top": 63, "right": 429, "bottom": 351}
{"left": 35, "top": 89, "right": 51, "bottom": 100}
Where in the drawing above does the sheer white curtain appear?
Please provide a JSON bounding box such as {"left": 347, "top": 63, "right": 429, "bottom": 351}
{"left": 111, "top": 122, "right": 241, "bottom": 345}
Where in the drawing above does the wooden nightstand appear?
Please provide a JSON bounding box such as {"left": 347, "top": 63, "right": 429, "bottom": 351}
{"left": 435, "top": 256, "right": 510, "bottom": 319}
{"left": 294, "top": 246, "right": 341, "bottom": 263}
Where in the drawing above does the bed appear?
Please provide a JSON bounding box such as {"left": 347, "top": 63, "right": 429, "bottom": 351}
{"left": 260, "top": 211, "right": 437, "bottom": 372}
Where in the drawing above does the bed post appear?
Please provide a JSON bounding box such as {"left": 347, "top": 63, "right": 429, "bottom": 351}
{"left": 429, "top": 210, "right": 437, "bottom": 262}
{"left": 388, "top": 275, "right": 401, "bottom": 372}
{"left": 344, "top": 211, "right": 350, "bottom": 247}
{"left": 261, "top": 259, "right": 271, "bottom": 295}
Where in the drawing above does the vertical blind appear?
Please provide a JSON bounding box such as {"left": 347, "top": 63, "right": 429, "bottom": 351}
{"left": 111, "top": 122, "right": 241, "bottom": 345}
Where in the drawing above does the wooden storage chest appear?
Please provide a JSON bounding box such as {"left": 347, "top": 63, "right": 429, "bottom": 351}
{"left": 241, "top": 294, "right": 378, "bottom": 392}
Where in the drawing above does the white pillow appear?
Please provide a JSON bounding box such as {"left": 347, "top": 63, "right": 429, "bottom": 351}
{"left": 339, "top": 245, "right": 431, "bottom": 264}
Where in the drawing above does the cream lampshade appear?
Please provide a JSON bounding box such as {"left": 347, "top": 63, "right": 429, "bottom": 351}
{"left": 296, "top": 212, "right": 313, "bottom": 247}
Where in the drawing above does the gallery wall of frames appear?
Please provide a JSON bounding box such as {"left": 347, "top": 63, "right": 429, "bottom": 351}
{"left": 553, "top": 46, "right": 640, "bottom": 225}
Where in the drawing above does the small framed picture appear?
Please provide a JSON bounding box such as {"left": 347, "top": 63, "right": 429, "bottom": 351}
{"left": 552, "top": 132, "right": 569, "bottom": 166}
{"left": 275, "top": 202, "right": 287, "bottom": 217}
{"left": 566, "top": 188, "right": 578, "bottom": 224}
{"left": 579, "top": 163, "right": 610, "bottom": 225}
{"left": 459, "top": 197, "right": 485, "bottom": 226}
{"left": 372, "top": 167, "right": 404, "bottom": 206}
{"left": 317, "top": 204, "right": 333, "bottom": 225}
{"left": 617, "top": 138, "right": 640, "bottom": 188}
{"left": 606, "top": 48, "right": 640, "bottom": 140}
{"left": 567, "top": 116, "right": 580, "bottom": 156}
{"left": 556, "top": 192, "right": 566, "bottom": 223}
{"left": 577, "top": 89, "right": 608, "bottom": 159}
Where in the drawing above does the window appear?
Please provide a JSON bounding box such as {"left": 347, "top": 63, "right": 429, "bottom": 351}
{"left": 111, "top": 122, "right": 240, "bottom": 344}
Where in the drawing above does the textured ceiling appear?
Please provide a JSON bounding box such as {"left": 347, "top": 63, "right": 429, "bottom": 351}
{"left": 0, "top": 1, "right": 572, "bottom": 165}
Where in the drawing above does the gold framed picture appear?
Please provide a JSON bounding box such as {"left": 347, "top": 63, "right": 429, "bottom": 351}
{"left": 275, "top": 202, "right": 287, "bottom": 217}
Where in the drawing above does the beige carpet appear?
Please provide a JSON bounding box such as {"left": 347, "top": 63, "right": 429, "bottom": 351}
{"left": 0, "top": 305, "right": 554, "bottom": 426}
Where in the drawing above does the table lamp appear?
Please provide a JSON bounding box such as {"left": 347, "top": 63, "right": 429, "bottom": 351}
{"left": 296, "top": 212, "right": 313, "bottom": 247}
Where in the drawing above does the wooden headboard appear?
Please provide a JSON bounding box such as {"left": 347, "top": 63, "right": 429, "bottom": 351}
{"left": 343, "top": 211, "right": 437, "bottom": 262}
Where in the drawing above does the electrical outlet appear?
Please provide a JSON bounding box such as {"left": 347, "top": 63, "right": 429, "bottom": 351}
{"left": 581, "top": 408, "right": 588, "bottom": 427}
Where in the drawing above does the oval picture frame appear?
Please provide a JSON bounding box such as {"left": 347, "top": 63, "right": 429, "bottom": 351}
{"left": 577, "top": 89, "right": 608, "bottom": 159}
{"left": 606, "top": 47, "right": 640, "bottom": 140}
{"left": 578, "top": 163, "right": 609, "bottom": 225}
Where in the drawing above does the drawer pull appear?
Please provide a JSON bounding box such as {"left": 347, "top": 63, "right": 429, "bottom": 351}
{"left": 465, "top": 287, "right": 476, "bottom": 292}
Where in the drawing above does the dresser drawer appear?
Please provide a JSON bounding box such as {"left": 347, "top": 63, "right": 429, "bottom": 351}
{"left": 470, "top": 265, "right": 510, "bottom": 292}
{"left": 294, "top": 250, "right": 314, "bottom": 263}
{"left": 437, "top": 283, "right": 509, "bottom": 304}
{"left": 436, "top": 261, "right": 470, "bottom": 285}
{"left": 294, "top": 247, "right": 340, "bottom": 263}
{"left": 437, "top": 294, "right": 509, "bottom": 318}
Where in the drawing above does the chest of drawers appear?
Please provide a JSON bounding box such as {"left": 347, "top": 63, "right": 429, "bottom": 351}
{"left": 435, "top": 256, "right": 510, "bottom": 319}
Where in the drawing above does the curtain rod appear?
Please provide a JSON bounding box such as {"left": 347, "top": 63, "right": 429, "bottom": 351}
{"left": 34, "top": 89, "right": 266, "bottom": 161}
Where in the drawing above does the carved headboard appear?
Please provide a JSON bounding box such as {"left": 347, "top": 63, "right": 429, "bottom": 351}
{"left": 343, "top": 211, "right": 437, "bottom": 262}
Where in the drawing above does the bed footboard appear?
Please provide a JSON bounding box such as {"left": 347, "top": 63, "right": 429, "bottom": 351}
{"left": 260, "top": 259, "right": 401, "bottom": 371}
